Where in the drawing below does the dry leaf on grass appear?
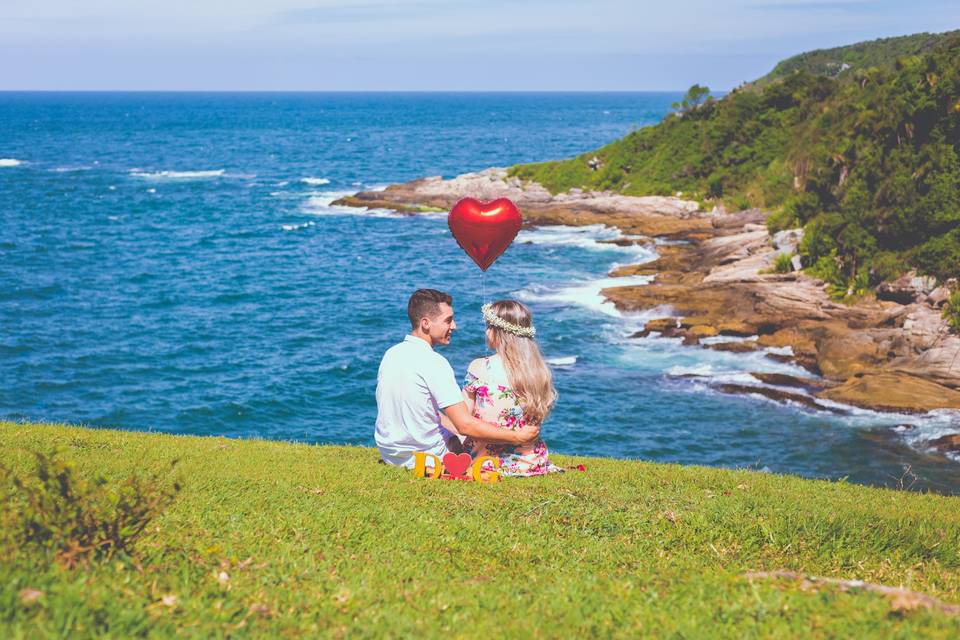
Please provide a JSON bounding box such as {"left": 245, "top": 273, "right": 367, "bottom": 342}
{"left": 248, "top": 602, "right": 273, "bottom": 617}
{"left": 744, "top": 571, "right": 960, "bottom": 616}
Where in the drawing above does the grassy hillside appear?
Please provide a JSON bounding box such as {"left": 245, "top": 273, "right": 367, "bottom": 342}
{"left": 510, "top": 31, "right": 960, "bottom": 297}
{"left": 2, "top": 422, "right": 960, "bottom": 637}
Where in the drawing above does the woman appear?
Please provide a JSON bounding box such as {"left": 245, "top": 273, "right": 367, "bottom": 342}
{"left": 461, "top": 300, "right": 562, "bottom": 476}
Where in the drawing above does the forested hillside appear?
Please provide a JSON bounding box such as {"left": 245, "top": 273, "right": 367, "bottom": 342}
{"left": 510, "top": 32, "right": 960, "bottom": 294}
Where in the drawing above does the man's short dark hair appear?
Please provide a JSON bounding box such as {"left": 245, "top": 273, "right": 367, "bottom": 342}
{"left": 408, "top": 289, "right": 453, "bottom": 328}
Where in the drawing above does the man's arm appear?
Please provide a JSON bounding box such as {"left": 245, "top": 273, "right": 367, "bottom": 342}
{"left": 439, "top": 387, "right": 474, "bottom": 436}
{"left": 443, "top": 402, "right": 540, "bottom": 445}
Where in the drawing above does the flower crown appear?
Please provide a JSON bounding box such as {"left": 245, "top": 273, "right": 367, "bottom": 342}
{"left": 481, "top": 303, "right": 536, "bottom": 338}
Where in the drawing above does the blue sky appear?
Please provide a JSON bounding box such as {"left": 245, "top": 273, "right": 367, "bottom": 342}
{"left": 2, "top": 0, "right": 958, "bottom": 90}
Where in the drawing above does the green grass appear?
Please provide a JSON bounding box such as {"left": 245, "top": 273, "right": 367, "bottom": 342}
{"left": 2, "top": 422, "right": 959, "bottom": 638}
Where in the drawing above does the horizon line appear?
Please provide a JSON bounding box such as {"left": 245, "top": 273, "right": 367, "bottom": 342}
{"left": 0, "top": 88, "right": 713, "bottom": 94}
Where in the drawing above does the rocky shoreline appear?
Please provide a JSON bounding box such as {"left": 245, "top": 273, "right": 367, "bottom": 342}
{"left": 335, "top": 168, "right": 960, "bottom": 456}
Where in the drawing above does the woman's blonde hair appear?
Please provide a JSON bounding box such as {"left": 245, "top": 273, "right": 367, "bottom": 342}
{"left": 485, "top": 300, "right": 557, "bottom": 425}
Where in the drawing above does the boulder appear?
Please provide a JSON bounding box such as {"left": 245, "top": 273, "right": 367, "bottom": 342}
{"left": 632, "top": 317, "right": 681, "bottom": 338}
{"left": 771, "top": 228, "right": 803, "bottom": 254}
{"left": 927, "top": 286, "right": 952, "bottom": 307}
{"left": 815, "top": 326, "right": 881, "bottom": 379}
{"left": 817, "top": 373, "right": 960, "bottom": 413}
{"left": 705, "top": 341, "right": 759, "bottom": 353}
{"left": 717, "top": 321, "right": 757, "bottom": 337}
{"left": 929, "top": 433, "right": 960, "bottom": 454}
{"left": 710, "top": 208, "right": 767, "bottom": 229}
{"left": 687, "top": 325, "right": 719, "bottom": 338}
{"left": 876, "top": 271, "right": 937, "bottom": 305}
{"left": 749, "top": 372, "right": 826, "bottom": 391}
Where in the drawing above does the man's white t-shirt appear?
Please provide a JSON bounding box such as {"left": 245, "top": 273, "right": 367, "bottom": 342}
{"left": 375, "top": 335, "right": 464, "bottom": 468}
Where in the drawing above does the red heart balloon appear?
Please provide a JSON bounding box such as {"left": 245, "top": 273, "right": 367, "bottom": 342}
{"left": 442, "top": 452, "right": 473, "bottom": 478}
{"left": 448, "top": 197, "right": 522, "bottom": 271}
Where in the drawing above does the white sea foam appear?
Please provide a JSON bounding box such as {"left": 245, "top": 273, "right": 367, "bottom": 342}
{"left": 512, "top": 218, "right": 960, "bottom": 465}
{"left": 301, "top": 190, "right": 403, "bottom": 219}
{"left": 129, "top": 169, "right": 225, "bottom": 180}
{"left": 516, "top": 274, "right": 655, "bottom": 318}
{"left": 51, "top": 165, "right": 92, "bottom": 172}
{"left": 546, "top": 355, "right": 578, "bottom": 367}
{"left": 300, "top": 177, "right": 330, "bottom": 186}
{"left": 281, "top": 221, "right": 316, "bottom": 232}
{"left": 147, "top": 188, "right": 157, "bottom": 194}
{"left": 518, "top": 224, "right": 657, "bottom": 263}
{"left": 0, "top": 158, "right": 23, "bottom": 167}
{"left": 764, "top": 345, "right": 794, "bottom": 356}
{"left": 700, "top": 335, "right": 759, "bottom": 345}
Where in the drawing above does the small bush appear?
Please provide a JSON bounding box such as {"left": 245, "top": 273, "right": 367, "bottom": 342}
{"left": 766, "top": 207, "right": 798, "bottom": 233}
{"left": 806, "top": 251, "right": 849, "bottom": 299}
{"left": 943, "top": 290, "right": 960, "bottom": 333}
{"left": 0, "top": 450, "right": 181, "bottom": 567}
{"left": 772, "top": 253, "right": 794, "bottom": 273}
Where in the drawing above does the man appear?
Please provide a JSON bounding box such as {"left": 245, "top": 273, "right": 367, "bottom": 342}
{"left": 375, "top": 288, "right": 540, "bottom": 468}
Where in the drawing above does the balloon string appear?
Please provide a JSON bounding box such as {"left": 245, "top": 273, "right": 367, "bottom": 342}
{"left": 481, "top": 271, "right": 489, "bottom": 355}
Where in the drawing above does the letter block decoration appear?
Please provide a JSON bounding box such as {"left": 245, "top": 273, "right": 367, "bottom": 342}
{"left": 411, "top": 452, "right": 500, "bottom": 482}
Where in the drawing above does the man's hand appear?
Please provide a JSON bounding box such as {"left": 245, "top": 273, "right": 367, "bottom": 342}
{"left": 511, "top": 421, "right": 540, "bottom": 445}
{"left": 443, "top": 402, "right": 539, "bottom": 445}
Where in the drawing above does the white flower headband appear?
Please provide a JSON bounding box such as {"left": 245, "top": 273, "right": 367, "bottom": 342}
{"left": 481, "top": 303, "right": 536, "bottom": 338}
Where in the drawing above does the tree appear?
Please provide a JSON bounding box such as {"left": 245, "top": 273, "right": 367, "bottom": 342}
{"left": 672, "top": 84, "right": 712, "bottom": 114}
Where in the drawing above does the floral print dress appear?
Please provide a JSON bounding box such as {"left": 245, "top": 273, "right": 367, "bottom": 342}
{"left": 462, "top": 355, "right": 563, "bottom": 477}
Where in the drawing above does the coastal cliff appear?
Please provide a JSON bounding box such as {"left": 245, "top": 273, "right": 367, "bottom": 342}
{"left": 334, "top": 168, "right": 960, "bottom": 449}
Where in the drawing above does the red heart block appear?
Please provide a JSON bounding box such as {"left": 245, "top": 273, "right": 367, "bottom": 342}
{"left": 448, "top": 197, "right": 522, "bottom": 271}
{"left": 441, "top": 452, "right": 473, "bottom": 478}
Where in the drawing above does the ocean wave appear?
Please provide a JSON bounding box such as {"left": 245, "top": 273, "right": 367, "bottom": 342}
{"left": 700, "top": 335, "right": 759, "bottom": 345}
{"left": 300, "top": 177, "right": 330, "bottom": 186}
{"left": 661, "top": 353, "right": 960, "bottom": 460}
{"left": 301, "top": 191, "right": 403, "bottom": 219}
{"left": 281, "top": 221, "right": 316, "bottom": 232}
{"left": 517, "top": 225, "right": 657, "bottom": 262}
{"left": 546, "top": 355, "right": 578, "bottom": 367}
{"left": 129, "top": 169, "right": 226, "bottom": 180}
{"left": 51, "top": 165, "right": 93, "bottom": 173}
{"left": 0, "top": 158, "right": 23, "bottom": 167}
{"left": 515, "top": 274, "right": 654, "bottom": 318}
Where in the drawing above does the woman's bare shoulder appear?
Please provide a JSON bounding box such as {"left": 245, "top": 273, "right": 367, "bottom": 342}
{"left": 467, "top": 356, "right": 490, "bottom": 372}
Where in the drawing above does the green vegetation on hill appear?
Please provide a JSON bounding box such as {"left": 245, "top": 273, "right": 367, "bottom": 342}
{"left": 2, "top": 423, "right": 960, "bottom": 637}
{"left": 510, "top": 31, "right": 960, "bottom": 296}
{"left": 755, "top": 31, "right": 960, "bottom": 87}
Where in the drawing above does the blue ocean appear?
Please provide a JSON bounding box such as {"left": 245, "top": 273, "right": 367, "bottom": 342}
{"left": 2, "top": 92, "right": 958, "bottom": 492}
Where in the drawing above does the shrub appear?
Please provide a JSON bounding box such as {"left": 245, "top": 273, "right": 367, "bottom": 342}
{"left": 943, "top": 290, "right": 960, "bottom": 333}
{"left": 772, "top": 253, "right": 794, "bottom": 274}
{"left": 0, "top": 450, "right": 181, "bottom": 567}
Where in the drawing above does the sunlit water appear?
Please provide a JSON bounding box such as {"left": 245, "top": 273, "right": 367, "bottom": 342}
{"left": 2, "top": 92, "right": 958, "bottom": 493}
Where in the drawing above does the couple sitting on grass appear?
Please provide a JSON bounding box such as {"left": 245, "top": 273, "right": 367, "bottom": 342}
{"left": 375, "top": 288, "right": 562, "bottom": 476}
